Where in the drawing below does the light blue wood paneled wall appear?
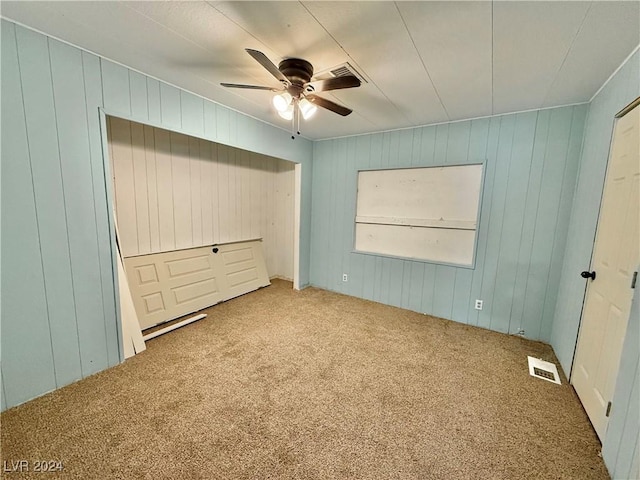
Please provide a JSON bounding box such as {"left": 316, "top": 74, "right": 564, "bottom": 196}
{"left": 548, "top": 49, "right": 639, "bottom": 480}
{"left": 603, "top": 287, "right": 640, "bottom": 479}
{"left": 310, "top": 105, "right": 587, "bottom": 342}
{"left": 551, "top": 50, "right": 640, "bottom": 376}
{"left": 0, "top": 20, "right": 312, "bottom": 410}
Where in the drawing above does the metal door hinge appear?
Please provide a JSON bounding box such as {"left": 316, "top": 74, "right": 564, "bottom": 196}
{"left": 606, "top": 401, "right": 612, "bottom": 417}
{"left": 632, "top": 271, "right": 637, "bottom": 289}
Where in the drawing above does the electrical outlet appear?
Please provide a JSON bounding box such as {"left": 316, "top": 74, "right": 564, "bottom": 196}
{"left": 474, "top": 299, "right": 483, "bottom": 310}
{"left": 342, "top": 273, "right": 348, "bottom": 282}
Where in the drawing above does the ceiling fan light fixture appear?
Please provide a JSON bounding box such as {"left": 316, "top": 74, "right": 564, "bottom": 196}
{"left": 277, "top": 103, "right": 294, "bottom": 120}
{"left": 299, "top": 98, "right": 318, "bottom": 120}
{"left": 272, "top": 92, "right": 292, "bottom": 112}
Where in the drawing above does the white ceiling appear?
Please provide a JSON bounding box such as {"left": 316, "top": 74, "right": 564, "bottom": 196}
{"left": 2, "top": 1, "right": 638, "bottom": 140}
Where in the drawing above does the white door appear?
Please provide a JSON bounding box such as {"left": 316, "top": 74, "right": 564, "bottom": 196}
{"left": 124, "top": 240, "right": 271, "bottom": 330}
{"left": 124, "top": 245, "right": 228, "bottom": 329}
{"left": 572, "top": 104, "right": 639, "bottom": 440}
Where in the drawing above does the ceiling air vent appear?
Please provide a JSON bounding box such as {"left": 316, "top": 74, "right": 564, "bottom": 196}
{"left": 314, "top": 62, "right": 367, "bottom": 84}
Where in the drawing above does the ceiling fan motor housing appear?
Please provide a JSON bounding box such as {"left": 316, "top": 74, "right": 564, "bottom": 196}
{"left": 279, "top": 58, "right": 314, "bottom": 95}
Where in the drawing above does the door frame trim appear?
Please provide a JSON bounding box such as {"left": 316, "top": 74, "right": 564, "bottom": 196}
{"left": 615, "top": 96, "right": 640, "bottom": 119}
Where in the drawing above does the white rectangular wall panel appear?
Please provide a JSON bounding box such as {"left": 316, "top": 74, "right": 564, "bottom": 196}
{"left": 355, "top": 164, "right": 483, "bottom": 266}
{"left": 357, "top": 165, "right": 483, "bottom": 221}
{"left": 355, "top": 223, "right": 476, "bottom": 265}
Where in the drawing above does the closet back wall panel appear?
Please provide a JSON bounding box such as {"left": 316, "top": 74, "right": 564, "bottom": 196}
{"left": 108, "top": 117, "right": 295, "bottom": 280}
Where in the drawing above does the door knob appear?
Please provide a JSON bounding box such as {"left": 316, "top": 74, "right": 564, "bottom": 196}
{"left": 581, "top": 270, "right": 596, "bottom": 280}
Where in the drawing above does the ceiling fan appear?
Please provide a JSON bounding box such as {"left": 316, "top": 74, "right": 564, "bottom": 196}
{"left": 221, "top": 49, "right": 361, "bottom": 138}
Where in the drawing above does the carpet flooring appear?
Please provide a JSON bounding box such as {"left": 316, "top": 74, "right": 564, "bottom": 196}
{"left": 1, "top": 280, "right": 609, "bottom": 479}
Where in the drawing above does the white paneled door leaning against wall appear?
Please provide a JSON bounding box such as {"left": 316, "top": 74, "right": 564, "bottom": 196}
{"left": 572, "top": 102, "right": 640, "bottom": 441}
{"left": 124, "top": 240, "right": 270, "bottom": 330}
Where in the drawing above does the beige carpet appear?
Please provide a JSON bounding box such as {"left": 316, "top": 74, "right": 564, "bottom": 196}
{"left": 1, "top": 280, "right": 608, "bottom": 479}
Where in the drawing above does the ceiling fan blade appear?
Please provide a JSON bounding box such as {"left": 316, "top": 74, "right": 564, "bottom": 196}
{"left": 306, "top": 94, "right": 353, "bottom": 117}
{"left": 307, "top": 75, "right": 361, "bottom": 92}
{"left": 245, "top": 48, "right": 289, "bottom": 84}
{"left": 220, "top": 83, "right": 278, "bottom": 91}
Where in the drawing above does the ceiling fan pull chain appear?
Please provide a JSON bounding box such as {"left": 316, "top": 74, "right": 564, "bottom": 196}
{"left": 291, "top": 101, "right": 295, "bottom": 140}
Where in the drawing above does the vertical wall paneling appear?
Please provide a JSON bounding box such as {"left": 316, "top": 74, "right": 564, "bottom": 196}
{"left": 144, "top": 125, "right": 161, "bottom": 253}
{"left": 521, "top": 107, "right": 573, "bottom": 341}
{"left": 491, "top": 112, "right": 537, "bottom": 334}
{"left": 477, "top": 114, "right": 515, "bottom": 332}
{"left": 1, "top": 21, "right": 57, "bottom": 406}
{"left": 310, "top": 106, "right": 586, "bottom": 341}
{"left": 203, "top": 102, "right": 217, "bottom": 144}
{"left": 369, "top": 135, "right": 385, "bottom": 303}
{"left": 199, "top": 139, "right": 213, "bottom": 245}
{"left": 129, "top": 71, "right": 148, "bottom": 122}
{"left": 180, "top": 90, "right": 204, "bottom": 137}
{"left": 342, "top": 137, "right": 358, "bottom": 299}
{"left": 298, "top": 146, "right": 313, "bottom": 287}
{"left": 109, "top": 118, "right": 138, "bottom": 256}
{"left": 49, "top": 38, "right": 109, "bottom": 376}
{"left": 171, "top": 131, "right": 192, "bottom": 250}
{"left": 217, "top": 144, "right": 231, "bottom": 244}
{"left": 189, "top": 136, "right": 203, "bottom": 246}
{"left": 82, "top": 53, "right": 120, "bottom": 368}
{"left": 433, "top": 266, "right": 456, "bottom": 320}
{"left": 1, "top": 20, "right": 313, "bottom": 410}
{"left": 154, "top": 127, "right": 176, "bottom": 252}
{"left": 310, "top": 141, "right": 330, "bottom": 290}
{"left": 131, "top": 122, "right": 151, "bottom": 254}
{"left": 160, "top": 83, "right": 181, "bottom": 130}
{"left": 14, "top": 27, "right": 82, "bottom": 385}
{"left": 146, "top": 78, "right": 161, "bottom": 124}
{"left": 350, "top": 136, "right": 371, "bottom": 300}
{"left": 539, "top": 107, "right": 587, "bottom": 340}
{"left": 333, "top": 139, "right": 349, "bottom": 293}
{"left": 508, "top": 110, "right": 551, "bottom": 334}
{"left": 293, "top": 163, "right": 302, "bottom": 289}
{"left": 101, "top": 60, "right": 130, "bottom": 116}
{"left": 459, "top": 118, "right": 490, "bottom": 322}
{"left": 215, "top": 106, "right": 230, "bottom": 145}
{"left": 468, "top": 116, "right": 500, "bottom": 326}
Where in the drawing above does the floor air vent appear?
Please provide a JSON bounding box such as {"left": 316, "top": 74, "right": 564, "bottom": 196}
{"left": 527, "top": 356, "right": 561, "bottom": 385}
